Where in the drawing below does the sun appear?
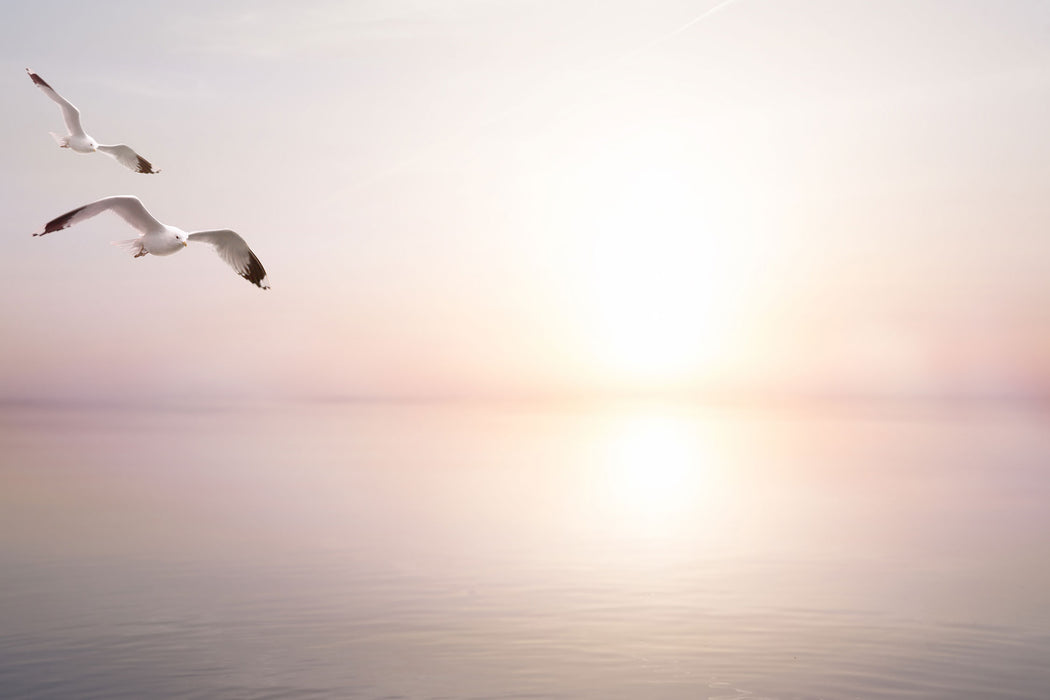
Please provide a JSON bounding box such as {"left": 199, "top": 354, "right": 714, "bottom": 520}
{"left": 559, "top": 126, "right": 750, "bottom": 386}
{"left": 588, "top": 169, "right": 726, "bottom": 379}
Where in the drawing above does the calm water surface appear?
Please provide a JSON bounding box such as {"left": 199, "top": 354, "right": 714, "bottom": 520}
{"left": 1, "top": 399, "right": 1048, "bottom": 699}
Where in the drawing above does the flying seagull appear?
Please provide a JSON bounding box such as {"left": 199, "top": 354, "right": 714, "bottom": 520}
{"left": 26, "top": 68, "right": 160, "bottom": 174}
{"left": 33, "top": 196, "right": 270, "bottom": 289}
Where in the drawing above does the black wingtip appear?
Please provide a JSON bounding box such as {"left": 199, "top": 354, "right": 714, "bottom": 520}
{"left": 38, "top": 205, "right": 86, "bottom": 236}
{"left": 26, "top": 69, "right": 50, "bottom": 89}
{"left": 239, "top": 250, "right": 269, "bottom": 289}
{"left": 136, "top": 155, "right": 160, "bottom": 174}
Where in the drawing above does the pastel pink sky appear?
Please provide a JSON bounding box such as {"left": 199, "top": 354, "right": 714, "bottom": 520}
{"left": 2, "top": 1, "right": 1050, "bottom": 402}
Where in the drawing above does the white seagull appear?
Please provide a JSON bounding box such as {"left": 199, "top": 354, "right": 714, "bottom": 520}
{"left": 26, "top": 68, "right": 160, "bottom": 174}
{"left": 34, "top": 196, "right": 270, "bottom": 289}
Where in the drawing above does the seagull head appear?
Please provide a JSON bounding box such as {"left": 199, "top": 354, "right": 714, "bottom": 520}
{"left": 173, "top": 231, "right": 188, "bottom": 247}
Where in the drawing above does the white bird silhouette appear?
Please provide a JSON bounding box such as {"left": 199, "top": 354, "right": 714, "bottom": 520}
{"left": 26, "top": 68, "right": 160, "bottom": 174}
{"left": 34, "top": 196, "right": 270, "bottom": 289}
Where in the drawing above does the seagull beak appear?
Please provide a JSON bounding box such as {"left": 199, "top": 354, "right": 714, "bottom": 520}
{"left": 182, "top": 241, "right": 188, "bottom": 247}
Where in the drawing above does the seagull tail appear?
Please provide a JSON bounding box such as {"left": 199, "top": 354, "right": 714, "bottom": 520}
{"left": 49, "top": 131, "right": 69, "bottom": 148}
{"left": 111, "top": 238, "right": 148, "bottom": 258}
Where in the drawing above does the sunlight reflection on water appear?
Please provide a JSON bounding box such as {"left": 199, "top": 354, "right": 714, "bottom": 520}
{"left": 593, "top": 411, "right": 712, "bottom": 534}
{"left": 1, "top": 399, "right": 1049, "bottom": 699}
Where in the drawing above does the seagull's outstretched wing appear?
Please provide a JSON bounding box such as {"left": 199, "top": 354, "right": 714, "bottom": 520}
{"left": 96, "top": 144, "right": 160, "bottom": 174}
{"left": 26, "top": 69, "right": 84, "bottom": 137}
{"left": 187, "top": 229, "right": 270, "bottom": 289}
{"left": 34, "top": 196, "right": 164, "bottom": 237}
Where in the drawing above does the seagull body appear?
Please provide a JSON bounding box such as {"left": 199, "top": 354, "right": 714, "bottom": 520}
{"left": 34, "top": 196, "right": 270, "bottom": 289}
{"left": 26, "top": 69, "right": 160, "bottom": 174}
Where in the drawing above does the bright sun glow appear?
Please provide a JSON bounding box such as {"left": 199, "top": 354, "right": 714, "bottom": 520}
{"left": 561, "top": 127, "right": 751, "bottom": 386}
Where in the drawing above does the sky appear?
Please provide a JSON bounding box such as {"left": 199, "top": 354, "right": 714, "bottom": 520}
{"left": 2, "top": 0, "right": 1050, "bottom": 402}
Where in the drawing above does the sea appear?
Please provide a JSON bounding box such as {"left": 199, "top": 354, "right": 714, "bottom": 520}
{"left": 1, "top": 398, "right": 1048, "bottom": 699}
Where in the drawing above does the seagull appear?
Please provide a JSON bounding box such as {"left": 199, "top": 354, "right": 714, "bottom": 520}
{"left": 26, "top": 68, "right": 160, "bottom": 174}
{"left": 33, "top": 196, "right": 270, "bottom": 289}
